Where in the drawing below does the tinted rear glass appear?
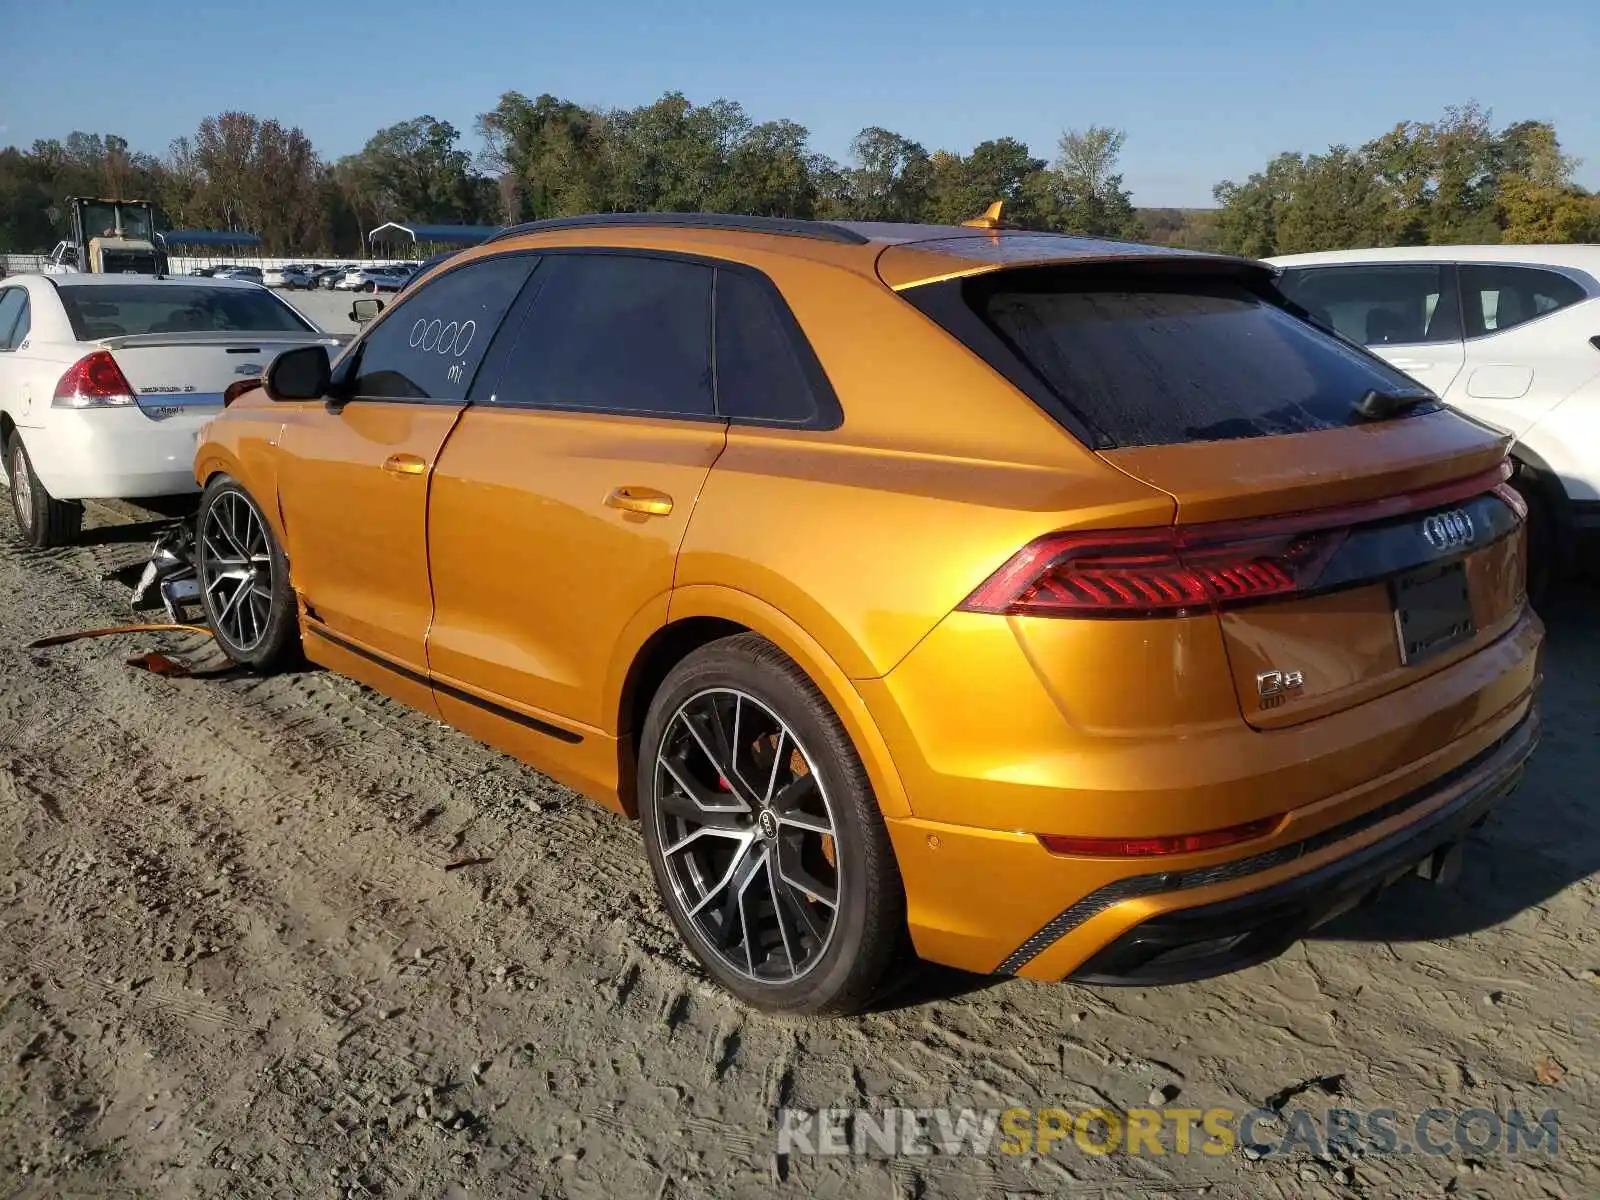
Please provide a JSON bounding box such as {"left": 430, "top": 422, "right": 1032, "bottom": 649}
{"left": 953, "top": 271, "right": 1431, "bottom": 447}
{"left": 58, "top": 284, "right": 313, "bottom": 338}
{"left": 714, "top": 268, "right": 820, "bottom": 424}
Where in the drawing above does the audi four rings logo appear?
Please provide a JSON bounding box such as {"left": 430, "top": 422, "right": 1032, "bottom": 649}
{"left": 1423, "top": 509, "right": 1475, "bottom": 551}
{"left": 409, "top": 317, "right": 476, "bottom": 357}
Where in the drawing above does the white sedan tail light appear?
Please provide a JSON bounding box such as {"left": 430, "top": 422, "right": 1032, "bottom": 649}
{"left": 53, "top": 351, "right": 137, "bottom": 409}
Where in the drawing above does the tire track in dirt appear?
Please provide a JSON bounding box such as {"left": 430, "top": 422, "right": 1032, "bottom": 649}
{"left": 1, "top": 503, "right": 1596, "bottom": 1198}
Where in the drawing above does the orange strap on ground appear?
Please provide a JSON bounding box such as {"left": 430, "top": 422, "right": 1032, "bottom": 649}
{"left": 25, "top": 623, "right": 214, "bottom": 649}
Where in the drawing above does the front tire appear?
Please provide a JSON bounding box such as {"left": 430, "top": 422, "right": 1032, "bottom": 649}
{"left": 637, "top": 633, "right": 908, "bottom": 1015}
{"left": 196, "top": 475, "right": 297, "bottom": 668}
{"left": 6, "top": 433, "right": 83, "bottom": 548}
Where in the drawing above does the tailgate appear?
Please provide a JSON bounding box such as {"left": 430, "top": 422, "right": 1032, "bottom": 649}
{"left": 1103, "top": 414, "right": 1526, "bottom": 728}
{"left": 98, "top": 332, "right": 340, "bottom": 418}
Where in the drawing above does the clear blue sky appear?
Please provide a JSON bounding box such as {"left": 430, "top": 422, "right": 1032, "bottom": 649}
{"left": 1, "top": 0, "right": 1595, "bottom": 208}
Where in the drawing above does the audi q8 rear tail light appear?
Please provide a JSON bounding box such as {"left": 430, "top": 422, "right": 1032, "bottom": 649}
{"left": 960, "top": 465, "right": 1515, "bottom": 619}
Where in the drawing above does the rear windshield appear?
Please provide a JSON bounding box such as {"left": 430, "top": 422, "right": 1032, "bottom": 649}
{"left": 923, "top": 269, "right": 1432, "bottom": 448}
{"left": 57, "top": 284, "right": 313, "bottom": 339}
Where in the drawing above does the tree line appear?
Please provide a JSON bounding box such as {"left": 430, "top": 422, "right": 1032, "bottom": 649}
{"left": 1, "top": 94, "right": 1594, "bottom": 257}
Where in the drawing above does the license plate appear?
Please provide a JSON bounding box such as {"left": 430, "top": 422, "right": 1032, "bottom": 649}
{"left": 1392, "top": 562, "right": 1475, "bottom": 665}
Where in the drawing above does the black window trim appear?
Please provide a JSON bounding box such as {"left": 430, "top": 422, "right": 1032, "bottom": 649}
{"left": 470, "top": 246, "right": 844, "bottom": 432}
{"left": 900, "top": 271, "right": 1108, "bottom": 448}
{"left": 337, "top": 249, "right": 545, "bottom": 407}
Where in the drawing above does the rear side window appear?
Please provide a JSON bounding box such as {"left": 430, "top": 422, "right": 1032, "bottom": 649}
{"left": 934, "top": 270, "right": 1431, "bottom": 448}
{"left": 0, "top": 288, "right": 26, "bottom": 350}
{"left": 1277, "top": 265, "right": 1461, "bottom": 346}
{"left": 351, "top": 254, "right": 537, "bottom": 402}
{"left": 490, "top": 254, "right": 714, "bottom": 417}
{"left": 714, "top": 268, "right": 821, "bottom": 424}
{"left": 56, "top": 284, "right": 313, "bottom": 339}
{"left": 1459, "top": 265, "right": 1587, "bottom": 337}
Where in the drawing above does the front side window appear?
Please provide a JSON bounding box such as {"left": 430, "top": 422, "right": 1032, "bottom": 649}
{"left": 349, "top": 254, "right": 538, "bottom": 402}
{"left": 1459, "top": 264, "right": 1588, "bottom": 337}
{"left": 491, "top": 254, "right": 714, "bottom": 417}
{"left": 1277, "top": 265, "right": 1461, "bottom": 347}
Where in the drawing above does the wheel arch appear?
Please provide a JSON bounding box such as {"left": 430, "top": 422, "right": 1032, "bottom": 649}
{"left": 616, "top": 585, "right": 912, "bottom": 822}
{"left": 195, "top": 448, "right": 291, "bottom": 548}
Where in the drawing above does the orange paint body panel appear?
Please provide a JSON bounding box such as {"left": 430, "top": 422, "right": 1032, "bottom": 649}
{"left": 275, "top": 400, "right": 462, "bottom": 673}
{"left": 195, "top": 219, "right": 1543, "bottom": 987}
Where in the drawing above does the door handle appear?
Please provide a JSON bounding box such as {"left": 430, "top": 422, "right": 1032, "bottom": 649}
{"left": 382, "top": 453, "right": 427, "bottom": 476}
{"left": 605, "top": 486, "right": 673, "bottom": 517}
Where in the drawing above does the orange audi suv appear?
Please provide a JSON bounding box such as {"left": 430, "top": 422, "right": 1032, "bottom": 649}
{"left": 194, "top": 213, "right": 1542, "bottom": 1014}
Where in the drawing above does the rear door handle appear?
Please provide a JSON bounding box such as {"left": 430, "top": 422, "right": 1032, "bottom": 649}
{"left": 605, "top": 486, "right": 673, "bottom": 516}
{"left": 382, "top": 453, "right": 427, "bottom": 476}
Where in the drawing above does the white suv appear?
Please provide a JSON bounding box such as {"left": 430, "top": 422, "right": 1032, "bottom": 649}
{"left": 1270, "top": 245, "right": 1600, "bottom": 591}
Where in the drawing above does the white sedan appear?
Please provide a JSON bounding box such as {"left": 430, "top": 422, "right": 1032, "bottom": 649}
{"left": 0, "top": 273, "right": 342, "bottom": 547}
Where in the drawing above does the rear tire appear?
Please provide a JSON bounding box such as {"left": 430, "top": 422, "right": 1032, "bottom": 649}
{"left": 196, "top": 475, "right": 298, "bottom": 669}
{"left": 637, "top": 633, "right": 908, "bottom": 1016}
{"left": 6, "top": 433, "right": 83, "bottom": 549}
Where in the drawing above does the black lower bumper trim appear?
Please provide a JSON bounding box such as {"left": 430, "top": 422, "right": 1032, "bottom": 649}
{"left": 998, "top": 707, "right": 1540, "bottom": 980}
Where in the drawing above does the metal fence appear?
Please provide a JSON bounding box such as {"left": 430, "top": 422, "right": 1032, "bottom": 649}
{"left": 1, "top": 253, "right": 50, "bottom": 275}
{"left": 2, "top": 252, "right": 412, "bottom": 277}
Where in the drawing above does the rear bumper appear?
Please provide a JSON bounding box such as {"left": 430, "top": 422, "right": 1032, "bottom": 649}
{"left": 15, "top": 408, "right": 209, "bottom": 499}
{"left": 1064, "top": 706, "right": 1537, "bottom": 983}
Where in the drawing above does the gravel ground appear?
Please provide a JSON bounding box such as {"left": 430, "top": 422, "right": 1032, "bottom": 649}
{"left": 0, "top": 495, "right": 1595, "bottom": 1200}
{"left": 280, "top": 287, "right": 369, "bottom": 335}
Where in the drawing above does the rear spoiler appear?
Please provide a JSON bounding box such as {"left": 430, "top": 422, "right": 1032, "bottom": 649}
{"left": 90, "top": 331, "right": 346, "bottom": 351}
{"left": 877, "top": 233, "right": 1271, "bottom": 291}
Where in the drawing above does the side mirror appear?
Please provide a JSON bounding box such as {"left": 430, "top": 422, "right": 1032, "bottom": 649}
{"left": 263, "top": 344, "right": 331, "bottom": 402}
{"left": 350, "top": 297, "right": 385, "bottom": 325}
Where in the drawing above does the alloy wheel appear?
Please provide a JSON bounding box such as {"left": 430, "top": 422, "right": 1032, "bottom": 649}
{"left": 200, "top": 490, "right": 275, "bottom": 651}
{"left": 652, "top": 688, "right": 841, "bottom": 984}
{"left": 11, "top": 444, "right": 33, "bottom": 531}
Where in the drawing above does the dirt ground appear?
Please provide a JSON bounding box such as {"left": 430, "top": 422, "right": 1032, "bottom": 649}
{"left": 0, "top": 496, "right": 1595, "bottom": 1200}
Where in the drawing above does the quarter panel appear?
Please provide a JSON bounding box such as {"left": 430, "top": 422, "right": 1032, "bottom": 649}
{"left": 678, "top": 432, "right": 1172, "bottom": 680}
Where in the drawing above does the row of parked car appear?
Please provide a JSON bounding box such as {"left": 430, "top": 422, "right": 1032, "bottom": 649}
{"left": 187, "top": 263, "right": 419, "bottom": 292}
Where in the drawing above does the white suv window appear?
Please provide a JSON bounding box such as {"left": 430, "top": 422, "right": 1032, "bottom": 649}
{"left": 1278, "top": 265, "right": 1460, "bottom": 347}
{"left": 1459, "top": 265, "right": 1588, "bottom": 338}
